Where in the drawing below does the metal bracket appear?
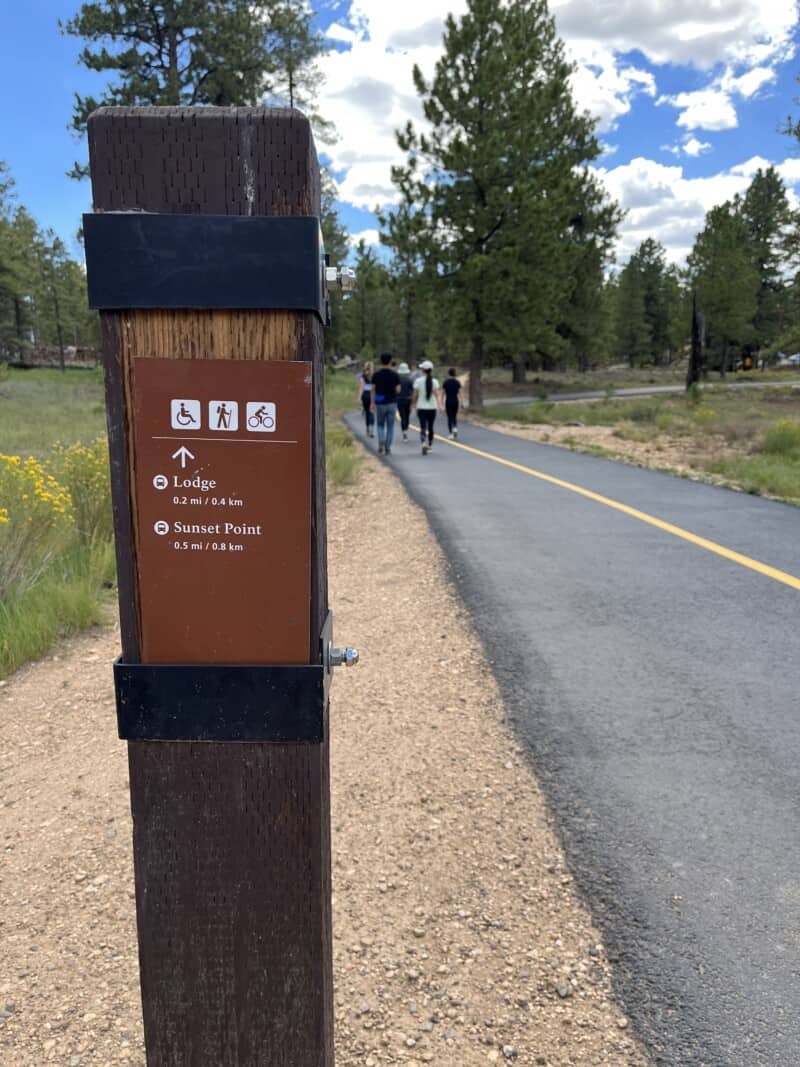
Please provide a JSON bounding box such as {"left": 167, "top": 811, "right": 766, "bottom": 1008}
{"left": 83, "top": 213, "right": 328, "bottom": 322}
{"left": 114, "top": 611, "right": 335, "bottom": 743}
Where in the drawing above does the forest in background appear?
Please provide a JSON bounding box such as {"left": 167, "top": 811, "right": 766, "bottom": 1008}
{"left": 2, "top": 0, "right": 800, "bottom": 394}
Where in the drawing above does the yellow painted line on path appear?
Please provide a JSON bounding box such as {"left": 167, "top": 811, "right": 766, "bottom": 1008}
{"left": 436, "top": 434, "right": 800, "bottom": 592}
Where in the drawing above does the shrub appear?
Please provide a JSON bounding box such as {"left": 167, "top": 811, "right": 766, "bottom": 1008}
{"left": 692, "top": 406, "right": 718, "bottom": 428}
{"left": 761, "top": 419, "right": 800, "bottom": 458}
{"left": 627, "top": 402, "right": 658, "bottom": 424}
{"left": 326, "top": 423, "right": 361, "bottom": 489}
{"left": 0, "top": 454, "right": 74, "bottom": 597}
{"left": 52, "top": 437, "right": 113, "bottom": 545}
{"left": 655, "top": 412, "right": 674, "bottom": 431}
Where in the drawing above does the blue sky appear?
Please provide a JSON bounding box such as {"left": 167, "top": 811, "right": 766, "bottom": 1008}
{"left": 2, "top": 1, "right": 800, "bottom": 266}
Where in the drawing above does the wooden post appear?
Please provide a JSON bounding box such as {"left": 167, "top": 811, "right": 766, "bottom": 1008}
{"left": 88, "top": 107, "right": 332, "bottom": 1066}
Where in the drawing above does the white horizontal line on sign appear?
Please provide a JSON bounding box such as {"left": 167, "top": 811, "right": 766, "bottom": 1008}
{"left": 153, "top": 436, "right": 298, "bottom": 445}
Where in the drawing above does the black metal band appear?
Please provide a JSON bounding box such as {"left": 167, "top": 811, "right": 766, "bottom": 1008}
{"left": 83, "top": 213, "right": 327, "bottom": 321}
{"left": 114, "top": 613, "right": 333, "bottom": 743}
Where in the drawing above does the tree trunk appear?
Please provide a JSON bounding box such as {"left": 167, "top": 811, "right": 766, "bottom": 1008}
{"left": 720, "top": 338, "right": 729, "bottom": 379}
{"left": 469, "top": 333, "right": 484, "bottom": 409}
{"left": 686, "top": 291, "right": 704, "bottom": 390}
{"left": 53, "top": 288, "right": 65, "bottom": 371}
{"left": 14, "top": 297, "right": 25, "bottom": 364}
{"left": 165, "top": 3, "right": 180, "bottom": 104}
{"left": 511, "top": 354, "right": 526, "bottom": 384}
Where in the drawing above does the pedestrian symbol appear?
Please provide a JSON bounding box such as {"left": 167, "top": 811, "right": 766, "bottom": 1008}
{"left": 209, "top": 400, "right": 239, "bottom": 432}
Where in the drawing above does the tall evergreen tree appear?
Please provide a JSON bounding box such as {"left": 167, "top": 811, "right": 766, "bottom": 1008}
{"left": 62, "top": 0, "right": 327, "bottom": 176}
{"left": 0, "top": 164, "right": 97, "bottom": 363}
{"left": 556, "top": 174, "right": 622, "bottom": 373}
{"left": 320, "top": 169, "right": 350, "bottom": 358}
{"left": 268, "top": 2, "right": 334, "bottom": 142}
{"left": 389, "top": 0, "right": 617, "bottom": 407}
{"left": 740, "top": 167, "right": 792, "bottom": 353}
{"left": 614, "top": 259, "right": 650, "bottom": 367}
{"left": 689, "top": 199, "right": 759, "bottom": 375}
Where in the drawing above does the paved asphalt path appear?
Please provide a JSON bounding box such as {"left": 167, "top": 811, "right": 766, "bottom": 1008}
{"left": 485, "top": 378, "right": 800, "bottom": 406}
{"left": 345, "top": 413, "right": 800, "bottom": 1067}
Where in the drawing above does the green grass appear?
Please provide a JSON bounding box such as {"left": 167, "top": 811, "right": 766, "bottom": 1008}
{"left": 705, "top": 454, "right": 800, "bottom": 504}
{"left": 0, "top": 368, "right": 115, "bottom": 679}
{"left": 0, "top": 539, "right": 116, "bottom": 678}
{"left": 479, "top": 363, "right": 800, "bottom": 399}
{"left": 324, "top": 367, "right": 361, "bottom": 416}
{"left": 0, "top": 367, "right": 106, "bottom": 457}
{"left": 480, "top": 386, "right": 800, "bottom": 504}
{"left": 326, "top": 421, "right": 361, "bottom": 489}
{"left": 323, "top": 368, "right": 364, "bottom": 491}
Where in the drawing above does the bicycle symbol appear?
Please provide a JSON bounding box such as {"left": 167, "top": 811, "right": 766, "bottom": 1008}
{"left": 248, "top": 409, "right": 275, "bottom": 430}
{"left": 246, "top": 403, "right": 276, "bottom": 432}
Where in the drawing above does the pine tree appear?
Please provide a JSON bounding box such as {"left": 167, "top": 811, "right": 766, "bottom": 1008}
{"left": 267, "top": 2, "right": 334, "bottom": 143}
{"left": 62, "top": 0, "right": 326, "bottom": 177}
{"left": 320, "top": 169, "right": 350, "bottom": 358}
{"left": 614, "top": 260, "right": 650, "bottom": 367}
{"left": 740, "top": 167, "right": 792, "bottom": 354}
{"left": 389, "top": 0, "right": 616, "bottom": 407}
{"left": 689, "top": 199, "right": 759, "bottom": 375}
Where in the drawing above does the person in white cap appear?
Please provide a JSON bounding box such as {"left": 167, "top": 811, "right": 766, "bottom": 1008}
{"left": 412, "top": 360, "right": 442, "bottom": 454}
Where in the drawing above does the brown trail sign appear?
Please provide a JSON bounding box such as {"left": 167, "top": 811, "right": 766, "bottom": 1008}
{"left": 86, "top": 107, "right": 348, "bottom": 1065}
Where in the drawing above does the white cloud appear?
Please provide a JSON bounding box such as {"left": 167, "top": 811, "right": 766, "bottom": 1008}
{"left": 317, "top": 0, "right": 800, "bottom": 265}
{"left": 568, "top": 46, "right": 656, "bottom": 132}
{"left": 674, "top": 88, "right": 738, "bottom": 131}
{"left": 349, "top": 228, "right": 382, "bottom": 247}
{"left": 595, "top": 153, "right": 800, "bottom": 267}
{"left": 723, "top": 66, "right": 779, "bottom": 98}
{"left": 683, "top": 137, "right": 712, "bottom": 157}
{"left": 551, "top": 0, "right": 798, "bottom": 70}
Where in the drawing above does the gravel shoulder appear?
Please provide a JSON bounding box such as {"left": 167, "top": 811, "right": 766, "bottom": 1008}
{"left": 0, "top": 452, "right": 651, "bottom": 1067}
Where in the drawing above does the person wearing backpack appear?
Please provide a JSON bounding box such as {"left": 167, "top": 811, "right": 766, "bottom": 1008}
{"left": 396, "top": 362, "right": 414, "bottom": 441}
{"left": 442, "top": 367, "right": 462, "bottom": 438}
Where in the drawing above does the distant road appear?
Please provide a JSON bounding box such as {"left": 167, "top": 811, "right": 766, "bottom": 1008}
{"left": 346, "top": 412, "right": 800, "bottom": 1067}
{"left": 484, "top": 377, "right": 800, "bottom": 406}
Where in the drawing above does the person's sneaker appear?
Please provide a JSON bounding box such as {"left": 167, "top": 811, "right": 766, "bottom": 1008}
{"left": 403, "top": 432, "right": 408, "bottom": 441}
{"left": 368, "top": 429, "right": 375, "bottom": 437}
{"left": 427, "top": 440, "right": 433, "bottom": 450}
{"left": 385, "top": 448, "right": 391, "bottom": 456}
{"left": 378, "top": 443, "right": 384, "bottom": 454}
{"left": 453, "top": 427, "right": 458, "bottom": 437}
{"left": 448, "top": 432, "right": 454, "bottom": 440}
{"left": 421, "top": 442, "right": 428, "bottom": 455}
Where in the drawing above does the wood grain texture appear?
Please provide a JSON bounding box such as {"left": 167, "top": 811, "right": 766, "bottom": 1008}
{"left": 90, "top": 107, "right": 332, "bottom": 1066}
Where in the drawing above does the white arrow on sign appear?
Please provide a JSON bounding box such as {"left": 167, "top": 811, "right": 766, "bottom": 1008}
{"left": 171, "top": 446, "right": 196, "bottom": 469}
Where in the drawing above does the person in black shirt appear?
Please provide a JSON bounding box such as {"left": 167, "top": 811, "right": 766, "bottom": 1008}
{"left": 442, "top": 368, "right": 462, "bottom": 438}
{"left": 370, "top": 352, "right": 401, "bottom": 454}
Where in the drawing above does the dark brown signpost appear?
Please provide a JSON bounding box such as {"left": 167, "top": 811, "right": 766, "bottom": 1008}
{"left": 86, "top": 108, "right": 335, "bottom": 1065}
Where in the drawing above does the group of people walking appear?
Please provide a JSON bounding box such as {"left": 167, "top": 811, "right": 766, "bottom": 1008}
{"left": 357, "top": 353, "right": 463, "bottom": 456}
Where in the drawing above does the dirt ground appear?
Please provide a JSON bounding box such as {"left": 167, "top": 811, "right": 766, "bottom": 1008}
{"left": 470, "top": 414, "right": 743, "bottom": 487}
{"left": 0, "top": 452, "right": 651, "bottom": 1066}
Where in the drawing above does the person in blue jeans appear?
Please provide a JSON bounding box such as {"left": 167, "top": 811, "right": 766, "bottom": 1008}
{"left": 370, "top": 352, "right": 400, "bottom": 455}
